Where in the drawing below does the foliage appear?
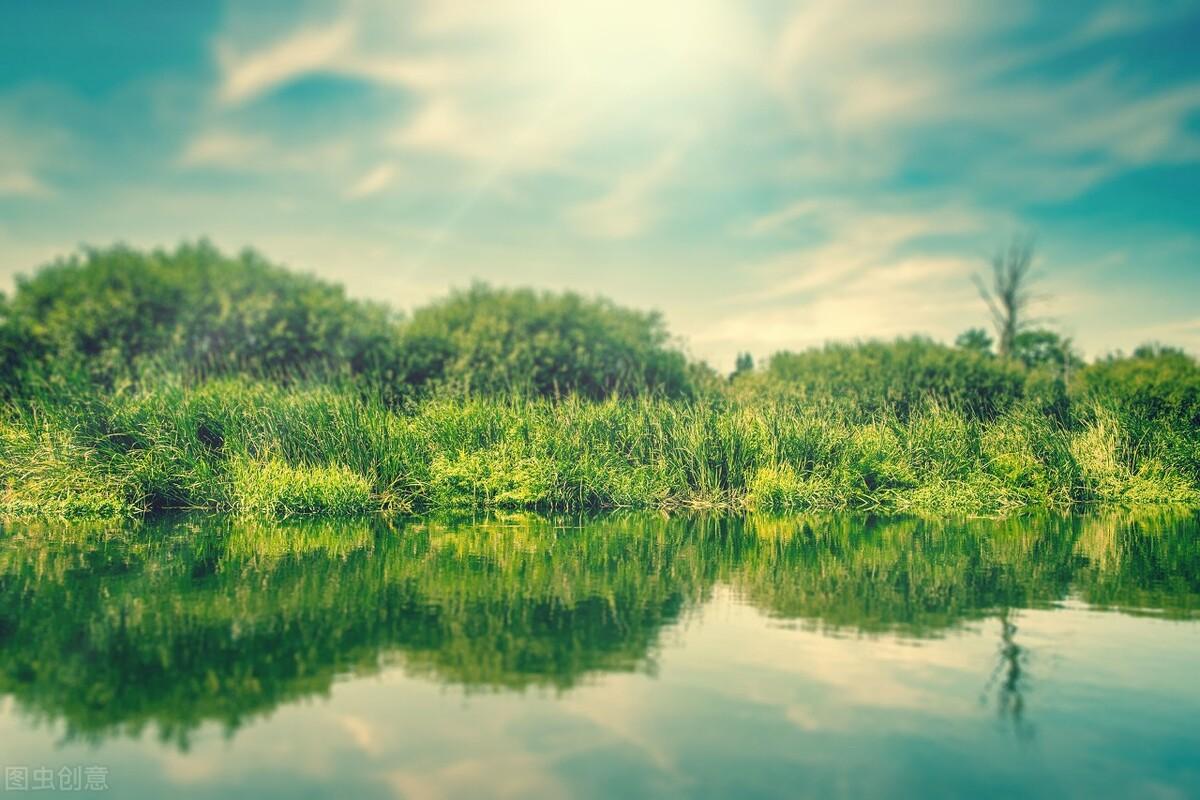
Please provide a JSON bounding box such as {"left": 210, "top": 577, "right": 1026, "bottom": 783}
{"left": 395, "top": 283, "right": 692, "bottom": 399}
{"left": 5, "top": 241, "right": 403, "bottom": 388}
{"left": 732, "top": 351, "right": 755, "bottom": 379}
{"left": 1012, "top": 328, "right": 1082, "bottom": 374}
{"left": 955, "top": 327, "right": 993, "bottom": 355}
{"left": 230, "top": 459, "right": 373, "bottom": 516}
{"left": 2, "top": 379, "right": 1196, "bottom": 517}
{"left": 1073, "top": 346, "right": 1200, "bottom": 429}
{"left": 759, "top": 337, "right": 1027, "bottom": 419}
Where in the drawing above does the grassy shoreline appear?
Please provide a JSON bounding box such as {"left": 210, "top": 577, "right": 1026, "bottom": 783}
{"left": 3, "top": 379, "right": 1197, "bottom": 518}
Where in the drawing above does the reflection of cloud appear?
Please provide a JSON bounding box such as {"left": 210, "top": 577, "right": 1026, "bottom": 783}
{"left": 159, "top": 751, "right": 221, "bottom": 785}
{"left": 690, "top": 588, "right": 986, "bottom": 720}
{"left": 559, "top": 674, "right": 681, "bottom": 775}
{"left": 386, "top": 755, "right": 568, "bottom": 800}
{"left": 337, "top": 714, "right": 382, "bottom": 756}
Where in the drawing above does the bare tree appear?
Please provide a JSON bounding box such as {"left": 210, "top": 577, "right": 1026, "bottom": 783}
{"left": 975, "top": 236, "right": 1036, "bottom": 359}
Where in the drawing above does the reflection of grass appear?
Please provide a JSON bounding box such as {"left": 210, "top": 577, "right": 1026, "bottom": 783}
{"left": 3, "top": 380, "right": 1197, "bottom": 517}
{"left": 0, "top": 510, "right": 1196, "bottom": 746}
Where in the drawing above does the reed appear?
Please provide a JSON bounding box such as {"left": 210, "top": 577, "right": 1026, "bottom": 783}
{"left": 3, "top": 378, "right": 1196, "bottom": 517}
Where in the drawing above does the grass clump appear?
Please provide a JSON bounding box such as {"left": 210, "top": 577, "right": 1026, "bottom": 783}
{"left": 1, "top": 379, "right": 1197, "bottom": 518}
{"left": 229, "top": 458, "right": 373, "bottom": 516}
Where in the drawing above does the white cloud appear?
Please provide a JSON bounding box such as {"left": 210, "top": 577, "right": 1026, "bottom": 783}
{"left": 344, "top": 162, "right": 398, "bottom": 199}
{"left": 390, "top": 96, "right": 589, "bottom": 175}
{"left": 0, "top": 171, "right": 49, "bottom": 198}
{"left": 688, "top": 199, "right": 1008, "bottom": 362}
{"left": 771, "top": 0, "right": 1008, "bottom": 130}
{"left": 0, "top": 108, "right": 70, "bottom": 199}
{"left": 767, "top": 1, "right": 1200, "bottom": 202}
{"left": 697, "top": 253, "right": 983, "bottom": 355}
{"left": 178, "top": 130, "right": 351, "bottom": 174}
{"left": 213, "top": 10, "right": 455, "bottom": 108}
{"left": 216, "top": 21, "right": 357, "bottom": 106}
{"left": 179, "top": 130, "right": 271, "bottom": 168}
{"left": 742, "top": 202, "right": 995, "bottom": 297}
{"left": 566, "top": 141, "right": 687, "bottom": 239}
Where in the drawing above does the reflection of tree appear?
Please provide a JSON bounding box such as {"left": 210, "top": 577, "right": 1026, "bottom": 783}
{"left": 983, "top": 608, "right": 1033, "bottom": 740}
{"left": 0, "top": 509, "right": 1195, "bottom": 748}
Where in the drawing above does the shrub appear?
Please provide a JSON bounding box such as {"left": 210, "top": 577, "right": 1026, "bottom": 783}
{"left": 1073, "top": 346, "right": 1200, "bottom": 429}
{"left": 7, "top": 241, "right": 403, "bottom": 388}
{"left": 395, "top": 283, "right": 692, "bottom": 399}
{"left": 762, "top": 338, "right": 1026, "bottom": 419}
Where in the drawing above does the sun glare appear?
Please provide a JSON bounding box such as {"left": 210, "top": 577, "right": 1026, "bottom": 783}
{"left": 518, "top": 0, "right": 745, "bottom": 104}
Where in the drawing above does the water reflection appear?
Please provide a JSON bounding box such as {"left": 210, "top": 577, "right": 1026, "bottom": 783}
{"left": 0, "top": 511, "right": 1196, "bottom": 749}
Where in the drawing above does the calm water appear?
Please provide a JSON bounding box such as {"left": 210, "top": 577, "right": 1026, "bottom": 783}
{"left": 1, "top": 512, "right": 1198, "bottom": 799}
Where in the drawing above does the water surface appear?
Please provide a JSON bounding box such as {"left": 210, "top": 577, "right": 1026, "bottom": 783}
{"left": 1, "top": 512, "right": 1198, "bottom": 798}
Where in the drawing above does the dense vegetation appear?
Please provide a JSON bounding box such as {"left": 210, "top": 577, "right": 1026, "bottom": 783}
{"left": 395, "top": 282, "right": 691, "bottom": 399}
{"left": 1, "top": 243, "right": 691, "bottom": 402}
{"left": 2, "top": 380, "right": 1196, "bottom": 517}
{"left": 749, "top": 337, "right": 1028, "bottom": 418}
{"left": 2, "top": 243, "right": 403, "bottom": 391}
{"left": 1, "top": 242, "right": 1197, "bottom": 517}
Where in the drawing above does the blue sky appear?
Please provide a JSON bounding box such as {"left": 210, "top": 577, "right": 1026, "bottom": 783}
{"left": 1, "top": 0, "right": 1198, "bottom": 367}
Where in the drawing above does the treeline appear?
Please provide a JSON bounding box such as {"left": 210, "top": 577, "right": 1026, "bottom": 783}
{"left": 1, "top": 242, "right": 1197, "bottom": 517}
{"left": 0, "top": 242, "right": 690, "bottom": 402}
{"left": 3, "top": 241, "right": 1197, "bottom": 427}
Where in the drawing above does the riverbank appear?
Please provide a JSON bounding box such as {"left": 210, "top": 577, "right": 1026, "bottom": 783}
{"left": 2, "top": 379, "right": 1197, "bottom": 518}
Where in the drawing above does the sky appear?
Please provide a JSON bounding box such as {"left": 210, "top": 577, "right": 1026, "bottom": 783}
{"left": 1, "top": 0, "right": 1198, "bottom": 368}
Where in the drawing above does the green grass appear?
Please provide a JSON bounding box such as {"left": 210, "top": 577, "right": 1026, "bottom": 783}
{"left": 2, "top": 378, "right": 1197, "bottom": 517}
{"left": 229, "top": 458, "right": 373, "bottom": 516}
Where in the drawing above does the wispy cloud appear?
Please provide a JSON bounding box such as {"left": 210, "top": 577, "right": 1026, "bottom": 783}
{"left": 344, "top": 162, "right": 398, "bottom": 199}
{"left": 216, "top": 21, "right": 357, "bottom": 106}
{"left": 214, "top": 14, "right": 450, "bottom": 107}
{"left": 179, "top": 129, "right": 352, "bottom": 175}
{"left": 0, "top": 108, "right": 69, "bottom": 199}
{"left": 0, "top": 171, "right": 49, "bottom": 198}
{"left": 566, "top": 140, "right": 689, "bottom": 239}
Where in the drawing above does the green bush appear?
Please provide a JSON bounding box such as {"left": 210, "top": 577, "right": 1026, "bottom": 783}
{"left": 0, "top": 297, "right": 43, "bottom": 401}
{"left": 6, "top": 241, "right": 403, "bottom": 387}
{"left": 760, "top": 338, "right": 1027, "bottom": 419}
{"left": 395, "top": 283, "right": 692, "bottom": 399}
{"left": 1073, "top": 346, "right": 1200, "bottom": 428}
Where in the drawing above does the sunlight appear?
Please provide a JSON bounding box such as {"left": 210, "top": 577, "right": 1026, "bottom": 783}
{"left": 517, "top": 0, "right": 746, "bottom": 104}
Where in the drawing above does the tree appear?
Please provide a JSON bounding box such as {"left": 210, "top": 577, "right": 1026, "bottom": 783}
{"left": 955, "top": 328, "right": 993, "bottom": 356}
{"left": 395, "top": 283, "right": 693, "bottom": 399}
{"left": 6, "top": 242, "right": 404, "bottom": 387}
{"left": 1012, "top": 328, "right": 1080, "bottom": 381}
{"left": 732, "top": 352, "right": 755, "bottom": 379}
{"left": 976, "top": 237, "right": 1036, "bottom": 359}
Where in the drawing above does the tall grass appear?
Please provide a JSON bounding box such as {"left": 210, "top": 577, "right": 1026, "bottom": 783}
{"left": 2, "top": 378, "right": 1197, "bottom": 517}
